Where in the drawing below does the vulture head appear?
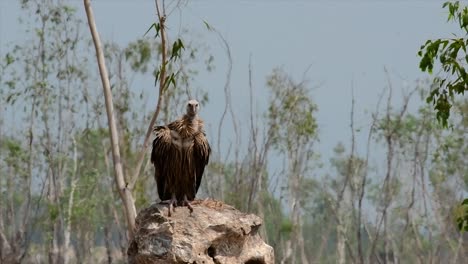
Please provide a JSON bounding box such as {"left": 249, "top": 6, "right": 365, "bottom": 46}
{"left": 186, "top": 99, "right": 200, "bottom": 117}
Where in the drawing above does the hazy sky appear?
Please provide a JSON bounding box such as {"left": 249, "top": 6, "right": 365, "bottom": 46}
{"left": 0, "top": 0, "right": 455, "bottom": 166}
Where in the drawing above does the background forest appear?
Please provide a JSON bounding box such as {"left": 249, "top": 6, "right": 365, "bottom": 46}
{"left": 0, "top": 0, "right": 467, "bottom": 263}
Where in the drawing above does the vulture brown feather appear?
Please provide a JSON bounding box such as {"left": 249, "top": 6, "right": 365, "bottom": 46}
{"left": 151, "top": 100, "right": 211, "bottom": 215}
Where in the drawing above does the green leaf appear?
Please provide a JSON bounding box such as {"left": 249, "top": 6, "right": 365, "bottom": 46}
{"left": 203, "top": 20, "right": 212, "bottom": 31}
{"left": 462, "top": 12, "right": 468, "bottom": 27}
{"left": 458, "top": 219, "right": 464, "bottom": 230}
{"left": 48, "top": 204, "right": 59, "bottom": 221}
{"left": 462, "top": 198, "right": 468, "bottom": 205}
{"left": 456, "top": 198, "right": 468, "bottom": 232}
{"left": 6, "top": 93, "right": 15, "bottom": 103}
{"left": 144, "top": 23, "right": 156, "bottom": 37}
{"left": 5, "top": 53, "right": 14, "bottom": 65}
{"left": 154, "top": 68, "right": 160, "bottom": 86}
{"left": 155, "top": 23, "right": 161, "bottom": 37}
{"left": 170, "top": 38, "right": 185, "bottom": 61}
{"left": 143, "top": 22, "right": 160, "bottom": 38}
{"left": 170, "top": 74, "right": 176, "bottom": 87}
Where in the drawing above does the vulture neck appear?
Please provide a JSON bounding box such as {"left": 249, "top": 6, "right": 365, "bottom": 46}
{"left": 184, "top": 114, "right": 199, "bottom": 131}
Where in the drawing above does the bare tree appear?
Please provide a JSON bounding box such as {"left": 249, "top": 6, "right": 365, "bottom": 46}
{"left": 368, "top": 74, "right": 417, "bottom": 263}
{"left": 84, "top": 0, "right": 137, "bottom": 237}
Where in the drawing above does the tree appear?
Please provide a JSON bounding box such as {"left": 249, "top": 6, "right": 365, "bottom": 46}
{"left": 418, "top": 0, "right": 468, "bottom": 233}
{"left": 83, "top": 0, "right": 190, "bottom": 239}
{"left": 84, "top": 0, "right": 138, "bottom": 239}
{"left": 1, "top": 1, "right": 93, "bottom": 262}
{"left": 266, "top": 68, "right": 318, "bottom": 264}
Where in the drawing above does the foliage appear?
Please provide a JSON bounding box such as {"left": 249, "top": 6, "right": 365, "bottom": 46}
{"left": 265, "top": 68, "right": 319, "bottom": 262}
{"left": 266, "top": 68, "right": 318, "bottom": 153}
{"left": 419, "top": 0, "right": 468, "bottom": 227}
{"left": 1, "top": 1, "right": 468, "bottom": 262}
{"left": 456, "top": 199, "right": 468, "bottom": 231}
{"left": 418, "top": 1, "right": 468, "bottom": 127}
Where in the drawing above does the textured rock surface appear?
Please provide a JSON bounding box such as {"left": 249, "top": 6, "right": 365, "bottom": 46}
{"left": 128, "top": 200, "right": 274, "bottom": 264}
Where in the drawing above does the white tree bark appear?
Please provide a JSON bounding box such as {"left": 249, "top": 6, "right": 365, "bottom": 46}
{"left": 84, "top": 0, "right": 137, "bottom": 238}
{"left": 336, "top": 217, "right": 347, "bottom": 264}
{"left": 63, "top": 137, "right": 78, "bottom": 264}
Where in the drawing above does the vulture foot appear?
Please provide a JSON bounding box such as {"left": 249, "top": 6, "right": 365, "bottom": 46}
{"left": 183, "top": 195, "right": 194, "bottom": 215}
{"left": 160, "top": 195, "right": 178, "bottom": 217}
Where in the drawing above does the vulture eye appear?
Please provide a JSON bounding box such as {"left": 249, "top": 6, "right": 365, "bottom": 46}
{"left": 196, "top": 104, "right": 199, "bottom": 107}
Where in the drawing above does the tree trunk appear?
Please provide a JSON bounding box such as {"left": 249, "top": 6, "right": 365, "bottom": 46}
{"left": 83, "top": 0, "right": 137, "bottom": 238}
{"left": 63, "top": 137, "right": 78, "bottom": 264}
{"left": 337, "top": 218, "right": 347, "bottom": 264}
{"left": 47, "top": 169, "right": 59, "bottom": 264}
{"left": 298, "top": 218, "right": 309, "bottom": 264}
{"left": 104, "top": 225, "right": 113, "bottom": 264}
{"left": 280, "top": 239, "right": 292, "bottom": 264}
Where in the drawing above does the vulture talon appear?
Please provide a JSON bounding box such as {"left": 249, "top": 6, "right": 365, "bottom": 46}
{"left": 170, "top": 196, "right": 177, "bottom": 217}
{"left": 187, "top": 203, "right": 194, "bottom": 215}
{"left": 168, "top": 203, "right": 173, "bottom": 217}
{"left": 161, "top": 195, "right": 177, "bottom": 217}
{"left": 184, "top": 195, "right": 194, "bottom": 214}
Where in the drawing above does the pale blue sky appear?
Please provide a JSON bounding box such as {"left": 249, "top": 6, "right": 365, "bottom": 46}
{"left": 0, "top": 0, "right": 455, "bottom": 169}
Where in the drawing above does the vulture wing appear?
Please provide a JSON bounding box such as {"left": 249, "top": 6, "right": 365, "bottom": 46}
{"left": 151, "top": 126, "right": 173, "bottom": 201}
{"left": 193, "top": 131, "right": 211, "bottom": 194}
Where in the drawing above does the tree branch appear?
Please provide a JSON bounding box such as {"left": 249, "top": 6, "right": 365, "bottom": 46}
{"left": 128, "top": 0, "right": 168, "bottom": 189}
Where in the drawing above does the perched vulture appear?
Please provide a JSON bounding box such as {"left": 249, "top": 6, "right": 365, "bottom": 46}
{"left": 151, "top": 99, "right": 211, "bottom": 215}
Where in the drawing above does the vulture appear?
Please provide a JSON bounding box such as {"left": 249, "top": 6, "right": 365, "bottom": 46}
{"left": 151, "top": 99, "right": 211, "bottom": 215}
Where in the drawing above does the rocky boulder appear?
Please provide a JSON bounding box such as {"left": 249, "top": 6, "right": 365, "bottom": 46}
{"left": 127, "top": 199, "right": 274, "bottom": 264}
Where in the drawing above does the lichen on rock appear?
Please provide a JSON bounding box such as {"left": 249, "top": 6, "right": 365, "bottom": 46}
{"left": 128, "top": 199, "right": 274, "bottom": 264}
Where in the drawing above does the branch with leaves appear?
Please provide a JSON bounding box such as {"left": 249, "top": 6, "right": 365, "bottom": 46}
{"left": 419, "top": 1, "right": 468, "bottom": 127}
{"left": 418, "top": 1, "right": 468, "bottom": 232}
{"left": 129, "top": 0, "right": 185, "bottom": 189}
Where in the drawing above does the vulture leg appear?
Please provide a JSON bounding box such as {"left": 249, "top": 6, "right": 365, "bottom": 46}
{"left": 183, "top": 195, "right": 194, "bottom": 214}
{"left": 168, "top": 194, "right": 177, "bottom": 217}
{"left": 160, "top": 194, "right": 177, "bottom": 217}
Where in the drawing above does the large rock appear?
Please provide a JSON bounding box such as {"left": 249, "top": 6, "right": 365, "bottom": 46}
{"left": 127, "top": 199, "right": 274, "bottom": 264}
